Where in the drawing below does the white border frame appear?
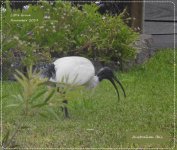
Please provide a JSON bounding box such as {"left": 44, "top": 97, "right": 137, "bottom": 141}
{"left": 0, "top": 1, "right": 176, "bottom": 149}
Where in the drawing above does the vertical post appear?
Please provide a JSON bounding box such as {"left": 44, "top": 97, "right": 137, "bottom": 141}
{"left": 130, "top": 0, "right": 144, "bottom": 33}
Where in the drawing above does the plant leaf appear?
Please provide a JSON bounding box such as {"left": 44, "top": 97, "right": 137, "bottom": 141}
{"left": 6, "top": 104, "right": 20, "bottom": 108}
{"left": 15, "top": 69, "right": 28, "bottom": 81}
{"left": 12, "top": 94, "right": 24, "bottom": 102}
{"left": 44, "top": 89, "right": 55, "bottom": 103}
{"left": 31, "top": 89, "right": 47, "bottom": 101}
{"left": 31, "top": 103, "right": 47, "bottom": 108}
{"left": 39, "top": 112, "right": 48, "bottom": 118}
{"left": 46, "top": 107, "right": 60, "bottom": 121}
{"left": 14, "top": 74, "right": 27, "bottom": 88}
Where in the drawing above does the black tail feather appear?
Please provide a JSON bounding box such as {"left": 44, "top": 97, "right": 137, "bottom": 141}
{"left": 40, "top": 63, "right": 56, "bottom": 79}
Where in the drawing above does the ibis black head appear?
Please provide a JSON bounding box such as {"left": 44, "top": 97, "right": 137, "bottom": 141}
{"left": 97, "top": 67, "right": 126, "bottom": 100}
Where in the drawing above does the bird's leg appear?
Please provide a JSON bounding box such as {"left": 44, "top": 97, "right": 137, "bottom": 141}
{"left": 57, "top": 87, "right": 59, "bottom": 92}
{"left": 57, "top": 87, "right": 69, "bottom": 118}
{"left": 62, "top": 100, "right": 69, "bottom": 118}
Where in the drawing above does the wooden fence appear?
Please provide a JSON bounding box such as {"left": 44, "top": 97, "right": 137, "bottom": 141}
{"left": 143, "top": 0, "right": 177, "bottom": 49}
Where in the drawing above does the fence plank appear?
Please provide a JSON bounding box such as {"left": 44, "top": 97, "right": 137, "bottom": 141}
{"left": 144, "top": 2, "right": 177, "bottom": 21}
{"left": 151, "top": 34, "right": 176, "bottom": 49}
{"left": 144, "top": 21, "right": 177, "bottom": 34}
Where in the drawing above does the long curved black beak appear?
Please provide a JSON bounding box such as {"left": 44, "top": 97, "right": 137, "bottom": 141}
{"left": 109, "top": 78, "right": 120, "bottom": 100}
{"left": 113, "top": 75, "right": 126, "bottom": 98}
{"left": 97, "top": 67, "right": 126, "bottom": 101}
{"left": 108, "top": 75, "right": 126, "bottom": 101}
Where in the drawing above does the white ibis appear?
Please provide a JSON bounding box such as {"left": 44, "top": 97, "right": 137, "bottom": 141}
{"left": 41, "top": 56, "right": 126, "bottom": 118}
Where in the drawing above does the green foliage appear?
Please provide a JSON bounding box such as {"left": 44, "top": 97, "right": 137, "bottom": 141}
{"left": 7, "top": 66, "right": 55, "bottom": 116}
{"left": 2, "top": 1, "right": 138, "bottom": 68}
{"left": 3, "top": 66, "right": 56, "bottom": 148}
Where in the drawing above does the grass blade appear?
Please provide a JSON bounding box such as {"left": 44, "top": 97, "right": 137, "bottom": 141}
{"left": 20, "top": 126, "right": 30, "bottom": 129}
{"left": 2, "top": 130, "right": 10, "bottom": 147}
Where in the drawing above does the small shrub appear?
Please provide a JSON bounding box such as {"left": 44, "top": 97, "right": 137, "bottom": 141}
{"left": 10, "top": 66, "right": 55, "bottom": 116}
{"left": 3, "top": 66, "right": 56, "bottom": 148}
{"left": 2, "top": 1, "right": 138, "bottom": 73}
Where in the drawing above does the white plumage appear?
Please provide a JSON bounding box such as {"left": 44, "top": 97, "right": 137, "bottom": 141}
{"left": 50, "top": 56, "right": 99, "bottom": 88}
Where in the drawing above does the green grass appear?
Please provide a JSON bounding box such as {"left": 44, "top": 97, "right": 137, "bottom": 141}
{"left": 2, "top": 49, "right": 176, "bottom": 148}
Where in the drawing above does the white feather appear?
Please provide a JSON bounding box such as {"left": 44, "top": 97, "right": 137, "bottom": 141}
{"left": 50, "top": 56, "right": 98, "bottom": 87}
{"left": 86, "top": 76, "right": 99, "bottom": 89}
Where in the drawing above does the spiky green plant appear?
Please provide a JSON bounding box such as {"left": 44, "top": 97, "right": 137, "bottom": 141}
{"left": 3, "top": 66, "right": 55, "bottom": 148}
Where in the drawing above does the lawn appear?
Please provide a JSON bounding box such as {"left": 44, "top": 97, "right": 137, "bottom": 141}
{"left": 2, "top": 49, "right": 176, "bottom": 148}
